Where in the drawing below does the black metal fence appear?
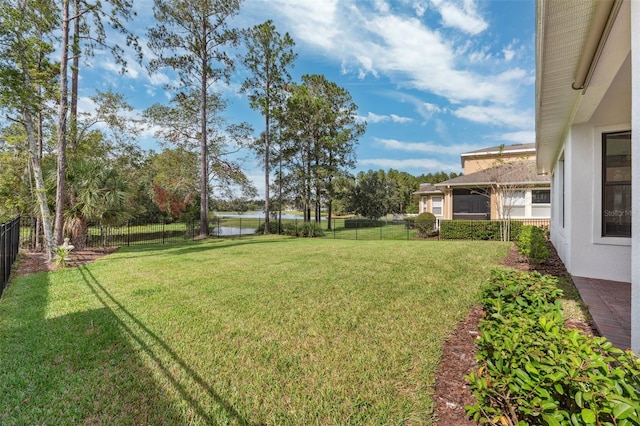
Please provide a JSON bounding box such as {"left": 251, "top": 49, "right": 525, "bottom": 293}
{"left": 18, "top": 216, "right": 551, "bottom": 249}
{"left": 1, "top": 216, "right": 21, "bottom": 298}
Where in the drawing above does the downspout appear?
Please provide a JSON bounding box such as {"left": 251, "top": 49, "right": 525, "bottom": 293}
{"left": 572, "top": 0, "right": 623, "bottom": 93}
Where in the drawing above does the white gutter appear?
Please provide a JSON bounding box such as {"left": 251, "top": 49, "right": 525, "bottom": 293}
{"left": 572, "top": 0, "right": 622, "bottom": 92}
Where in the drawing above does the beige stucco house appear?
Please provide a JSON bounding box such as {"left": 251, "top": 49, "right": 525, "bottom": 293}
{"left": 414, "top": 143, "right": 551, "bottom": 222}
{"left": 536, "top": 0, "right": 638, "bottom": 353}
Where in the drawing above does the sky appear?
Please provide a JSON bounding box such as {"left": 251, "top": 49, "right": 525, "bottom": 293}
{"left": 80, "top": 0, "right": 536, "bottom": 198}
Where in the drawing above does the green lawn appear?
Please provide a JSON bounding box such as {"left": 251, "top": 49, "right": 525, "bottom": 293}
{"left": 0, "top": 236, "right": 510, "bottom": 425}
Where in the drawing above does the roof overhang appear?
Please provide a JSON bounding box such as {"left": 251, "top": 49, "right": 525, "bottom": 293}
{"left": 434, "top": 181, "right": 551, "bottom": 188}
{"left": 535, "top": 0, "right": 626, "bottom": 174}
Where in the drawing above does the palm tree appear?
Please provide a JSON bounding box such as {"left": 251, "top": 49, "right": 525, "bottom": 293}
{"left": 64, "top": 159, "right": 130, "bottom": 248}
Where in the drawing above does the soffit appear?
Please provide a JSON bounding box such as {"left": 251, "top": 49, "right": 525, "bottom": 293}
{"left": 535, "top": 0, "right": 596, "bottom": 174}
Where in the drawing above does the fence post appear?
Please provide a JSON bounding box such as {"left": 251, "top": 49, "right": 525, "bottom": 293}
{"left": 162, "top": 221, "right": 166, "bottom": 245}
{"left": 355, "top": 218, "right": 358, "bottom": 240}
{"left": 1, "top": 223, "right": 6, "bottom": 295}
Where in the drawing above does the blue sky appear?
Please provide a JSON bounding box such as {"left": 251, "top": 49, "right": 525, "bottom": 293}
{"left": 81, "top": 0, "right": 536, "bottom": 197}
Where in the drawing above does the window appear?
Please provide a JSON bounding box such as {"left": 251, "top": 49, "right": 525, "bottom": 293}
{"left": 432, "top": 196, "right": 443, "bottom": 216}
{"left": 602, "top": 131, "right": 631, "bottom": 237}
{"left": 503, "top": 190, "right": 525, "bottom": 218}
{"left": 532, "top": 190, "right": 550, "bottom": 204}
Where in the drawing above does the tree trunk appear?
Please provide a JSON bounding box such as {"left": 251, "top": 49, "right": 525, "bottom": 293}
{"left": 54, "top": 0, "right": 70, "bottom": 245}
{"left": 25, "top": 110, "right": 54, "bottom": 260}
{"left": 15, "top": 30, "right": 54, "bottom": 259}
{"left": 69, "top": 0, "right": 80, "bottom": 153}
{"left": 198, "top": 28, "right": 208, "bottom": 238}
{"left": 263, "top": 108, "right": 270, "bottom": 234}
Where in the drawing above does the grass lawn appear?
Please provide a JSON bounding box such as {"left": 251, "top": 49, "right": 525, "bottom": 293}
{"left": 0, "top": 236, "right": 510, "bottom": 425}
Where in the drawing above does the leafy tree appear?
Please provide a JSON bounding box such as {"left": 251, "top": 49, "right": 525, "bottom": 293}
{"left": 144, "top": 91, "right": 254, "bottom": 224}
{"left": 147, "top": 148, "right": 199, "bottom": 220}
{"left": 147, "top": 0, "right": 242, "bottom": 237}
{"left": 54, "top": 0, "right": 140, "bottom": 245}
{"left": 348, "top": 170, "right": 398, "bottom": 220}
{"left": 0, "top": 124, "right": 34, "bottom": 217}
{"left": 280, "top": 74, "right": 364, "bottom": 224}
{"left": 240, "top": 19, "right": 296, "bottom": 234}
{"left": 64, "top": 158, "right": 130, "bottom": 248}
{"left": 0, "top": 0, "right": 58, "bottom": 258}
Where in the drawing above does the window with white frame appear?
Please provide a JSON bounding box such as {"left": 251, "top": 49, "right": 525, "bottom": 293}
{"left": 502, "top": 190, "right": 526, "bottom": 218}
{"left": 531, "top": 189, "right": 551, "bottom": 218}
{"left": 432, "top": 196, "right": 443, "bottom": 216}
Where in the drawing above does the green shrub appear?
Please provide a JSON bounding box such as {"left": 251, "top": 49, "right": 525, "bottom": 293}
{"left": 414, "top": 212, "right": 437, "bottom": 237}
{"left": 439, "top": 220, "right": 522, "bottom": 241}
{"left": 255, "top": 221, "right": 282, "bottom": 234}
{"left": 276, "top": 221, "right": 324, "bottom": 237}
{"left": 466, "top": 270, "right": 640, "bottom": 425}
{"left": 516, "top": 225, "right": 549, "bottom": 264}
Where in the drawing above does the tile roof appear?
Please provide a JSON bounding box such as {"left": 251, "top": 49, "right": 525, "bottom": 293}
{"left": 412, "top": 184, "right": 442, "bottom": 195}
{"left": 434, "top": 160, "right": 551, "bottom": 187}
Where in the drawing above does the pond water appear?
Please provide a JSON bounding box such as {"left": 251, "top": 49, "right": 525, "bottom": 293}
{"left": 217, "top": 211, "right": 303, "bottom": 220}
{"left": 213, "top": 226, "right": 257, "bottom": 236}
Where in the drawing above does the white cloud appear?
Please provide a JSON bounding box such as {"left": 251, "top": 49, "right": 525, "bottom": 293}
{"left": 430, "top": 0, "right": 488, "bottom": 35}
{"left": 390, "top": 114, "right": 413, "bottom": 124}
{"left": 390, "top": 93, "right": 445, "bottom": 122}
{"left": 503, "top": 47, "right": 515, "bottom": 62}
{"left": 496, "top": 131, "right": 536, "bottom": 144}
{"left": 361, "top": 112, "right": 414, "bottom": 124}
{"left": 270, "top": 1, "right": 524, "bottom": 105}
{"left": 412, "top": 1, "right": 427, "bottom": 17}
{"left": 375, "top": 138, "right": 482, "bottom": 155}
{"left": 374, "top": 0, "right": 390, "bottom": 13}
{"left": 359, "top": 157, "right": 461, "bottom": 172}
{"left": 271, "top": 0, "right": 341, "bottom": 51}
{"left": 468, "top": 46, "right": 492, "bottom": 63}
{"left": 453, "top": 105, "right": 533, "bottom": 129}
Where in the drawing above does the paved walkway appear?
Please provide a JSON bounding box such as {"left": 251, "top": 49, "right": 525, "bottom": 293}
{"left": 572, "top": 276, "right": 631, "bottom": 350}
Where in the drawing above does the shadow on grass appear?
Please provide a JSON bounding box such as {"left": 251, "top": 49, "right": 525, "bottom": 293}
{"left": 77, "top": 266, "right": 253, "bottom": 425}
{"left": 114, "top": 235, "right": 299, "bottom": 261}
{"left": 0, "top": 277, "right": 183, "bottom": 424}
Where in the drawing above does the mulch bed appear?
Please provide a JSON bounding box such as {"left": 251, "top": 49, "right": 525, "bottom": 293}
{"left": 432, "top": 241, "right": 593, "bottom": 425}
{"left": 12, "top": 247, "right": 119, "bottom": 276}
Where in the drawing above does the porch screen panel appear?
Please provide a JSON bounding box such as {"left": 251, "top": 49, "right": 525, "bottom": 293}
{"left": 452, "top": 189, "right": 490, "bottom": 219}
{"left": 602, "top": 131, "right": 631, "bottom": 237}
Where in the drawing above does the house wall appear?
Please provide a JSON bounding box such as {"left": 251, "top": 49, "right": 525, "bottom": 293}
{"left": 550, "top": 122, "right": 631, "bottom": 284}
{"left": 462, "top": 153, "right": 536, "bottom": 174}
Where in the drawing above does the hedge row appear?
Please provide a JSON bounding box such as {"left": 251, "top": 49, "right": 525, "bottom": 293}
{"left": 343, "top": 218, "right": 384, "bottom": 228}
{"left": 466, "top": 270, "right": 640, "bottom": 425}
{"left": 439, "top": 220, "right": 523, "bottom": 241}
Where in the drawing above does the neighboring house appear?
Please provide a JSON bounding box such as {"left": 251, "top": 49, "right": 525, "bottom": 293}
{"left": 413, "top": 143, "right": 551, "bottom": 222}
{"left": 535, "top": 0, "right": 638, "bottom": 352}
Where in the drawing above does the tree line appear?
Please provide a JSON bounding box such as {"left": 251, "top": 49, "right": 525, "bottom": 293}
{"left": 0, "top": 0, "right": 455, "bottom": 258}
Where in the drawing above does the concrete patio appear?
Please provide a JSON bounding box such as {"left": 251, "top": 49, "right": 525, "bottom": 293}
{"left": 572, "top": 277, "right": 631, "bottom": 350}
